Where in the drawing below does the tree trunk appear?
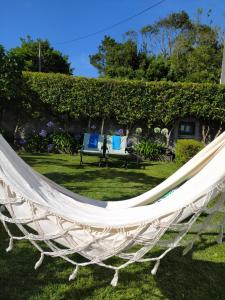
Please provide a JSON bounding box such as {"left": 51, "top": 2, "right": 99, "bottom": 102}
{"left": 201, "top": 124, "right": 210, "bottom": 144}
{"left": 167, "top": 128, "right": 173, "bottom": 147}
{"left": 215, "top": 123, "right": 223, "bottom": 139}
{"left": 100, "top": 118, "right": 105, "bottom": 135}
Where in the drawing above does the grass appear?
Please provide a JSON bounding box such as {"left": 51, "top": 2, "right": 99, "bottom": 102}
{"left": 1, "top": 153, "right": 225, "bottom": 300}
{"left": 19, "top": 153, "right": 179, "bottom": 201}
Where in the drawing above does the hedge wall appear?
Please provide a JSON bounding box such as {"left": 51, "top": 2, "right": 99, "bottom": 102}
{"left": 23, "top": 72, "right": 225, "bottom": 129}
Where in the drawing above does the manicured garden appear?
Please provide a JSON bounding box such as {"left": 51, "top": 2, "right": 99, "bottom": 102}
{"left": 1, "top": 153, "right": 225, "bottom": 300}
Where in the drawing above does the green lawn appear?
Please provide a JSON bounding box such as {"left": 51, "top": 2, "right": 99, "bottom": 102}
{"left": 1, "top": 153, "right": 225, "bottom": 300}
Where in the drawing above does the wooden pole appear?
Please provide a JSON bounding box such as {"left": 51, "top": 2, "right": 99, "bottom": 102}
{"left": 220, "top": 41, "right": 225, "bottom": 84}
{"left": 88, "top": 117, "right": 91, "bottom": 132}
{"left": 38, "top": 42, "right": 41, "bottom": 72}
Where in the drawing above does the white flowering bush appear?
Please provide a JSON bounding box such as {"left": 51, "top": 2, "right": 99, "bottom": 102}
{"left": 154, "top": 127, "right": 161, "bottom": 134}
{"left": 135, "top": 127, "right": 142, "bottom": 135}
{"left": 161, "top": 128, "right": 169, "bottom": 136}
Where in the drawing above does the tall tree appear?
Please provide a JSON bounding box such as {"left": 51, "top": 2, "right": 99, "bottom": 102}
{"left": 169, "top": 22, "right": 222, "bottom": 82}
{"left": 0, "top": 44, "right": 28, "bottom": 139}
{"left": 9, "top": 36, "right": 73, "bottom": 74}
{"left": 0, "top": 45, "right": 23, "bottom": 105}
{"left": 90, "top": 10, "right": 223, "bottom": 83}
{"left": 140, "top": 11, "right": 193, "bottom": 56}
{"left": 90, "top": 35, "right": 148, "bottom": 79}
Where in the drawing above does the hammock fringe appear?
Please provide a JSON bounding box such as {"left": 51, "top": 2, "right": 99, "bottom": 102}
{"left": 69, "top": 265, "right": 79, "bottom": 281}
{"left": 6, "top": 237, "right": 13, "bottom": 252}
{"left": 34, "top": 253, "right": 45, "bottom": 270}
{"left": 151, "top": 259, "right": 160, "bottom": 275}
{"left": 111, "top": 270, "right": 119, "bottom": 287}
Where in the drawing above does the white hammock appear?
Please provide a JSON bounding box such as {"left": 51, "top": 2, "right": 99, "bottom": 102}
{"left": 1, "top": 133, "right": 225, "bottom": 286}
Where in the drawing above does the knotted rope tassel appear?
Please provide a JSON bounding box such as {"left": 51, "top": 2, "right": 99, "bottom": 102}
{"left": 69, "top": 265, "right": 79, "bottom": 281}
{"left": 111, "top": 269, "right": 119, "bottom": 287}
{"left": 35, "top": 253, "right": 44, "bottom": 270}
{"left": 6, "top": 237, "right": 13, "bottom": 252}
{"left": 151, "top": 259, "right": 160, "bottom": 275}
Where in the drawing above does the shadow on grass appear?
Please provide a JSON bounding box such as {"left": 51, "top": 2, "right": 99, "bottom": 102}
{"left": 1, "top": 225, "right": 225, "bottom": 300}
{"left": 21, "top": 153, "right": 158, "bottom": 170}
{"left": 153, "top": 248, "right": 225, "bottom": 300}
{"left": 20, "top": 154, "right": 173, "bottom": 200}
{"left": 17, "top": 154, "right": 164, "bottom": 202}
{"left": 80, "top": 160, "right": 156, "bottom": 170}
{"left": 42, "top": 170, "right": 165, "bottom": 201}
{"left": 20, "top": 156, "right": 72, "bottom": 168}
{"left": 44, "top": 169, "right": 163, "bottom": 185}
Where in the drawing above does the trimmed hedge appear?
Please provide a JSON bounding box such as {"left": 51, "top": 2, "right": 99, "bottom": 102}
{"left": 175, "top": 139, "right": 205, "bottom": 165}
{"left": 22, "top": 72, "right": 225, "bottom": 129}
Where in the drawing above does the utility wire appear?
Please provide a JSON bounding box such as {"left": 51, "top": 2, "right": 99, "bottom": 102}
{"left": 54, "top": 0, "right": 167, "bottom": 45}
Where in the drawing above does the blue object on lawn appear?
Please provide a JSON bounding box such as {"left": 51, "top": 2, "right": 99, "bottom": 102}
{"left": 88, "top": 134, "right": 99, "bottom": 148}
{"left": 112, "top": 135, "right": 121, "bottom": 150}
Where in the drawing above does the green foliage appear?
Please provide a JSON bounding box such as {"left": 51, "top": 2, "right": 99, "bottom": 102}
{"left": 145, "top": 55, "right": 171, "bottom": 81}
{"left": 90, "top": 10, "right": 222, "bottom": 83}
{"left": 0, "top": 44, "right": 30, "bottom": 141}
{"left": 50, "top": 132, "right": 78, "bottom": 154}
{"left": 0, "top": 45, "right": 24, "bottom": 105}
{"left": 135, "top": 139, "right": 166, "bottom": 160}
{"left": 23, "top": 72, "right": 225, "bottom": 131}
{"left": 90, "top": 35, "right": 149, "bottom": 79}
{"left": 23, "top": 131, "right": 79, "bottom": 154}
{"left": 25, "top": 134, "right": 50, "bottom": 153}
{"left": 9, "top": 36, "right": 72, "bottom": 74}
{"left": 175, "top": 139, "right": 205, "bottom": 165}
{"left": 0, "top": 44, "right": 47, "bottom": 136}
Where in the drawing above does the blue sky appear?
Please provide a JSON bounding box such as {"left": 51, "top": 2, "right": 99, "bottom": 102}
{"left": 1, "top": 0, "right": 225, "bottom": 77}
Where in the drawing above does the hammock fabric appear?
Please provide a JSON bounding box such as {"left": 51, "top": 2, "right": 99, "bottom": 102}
{"left": 1, "top": 133, "right": 225, "bottom": 286}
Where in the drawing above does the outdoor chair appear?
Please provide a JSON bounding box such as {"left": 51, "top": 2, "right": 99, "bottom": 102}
{"left": 105, "top": 135, "right": 130, "bottom": 167}
{"left": 80, "top": 133, "right": 140, "bottom": 168}
{"left": 79, "top": 133, "right": 106, "bottom": 166}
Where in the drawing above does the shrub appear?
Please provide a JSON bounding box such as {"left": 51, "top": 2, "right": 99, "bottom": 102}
{"left": 50, "top": 132, "right": 78, "bottom": 154}
{"left": 25, "top": 134, "right": 50, "bottom": 153}
{"left": 175, "top": 139, "right": 204, "bottom": 165}
{"left": 23, "top": 130, "right": 80, "bottom": 154}
{"left": 135, "top": 139, "right": 167, "bottom": 160}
